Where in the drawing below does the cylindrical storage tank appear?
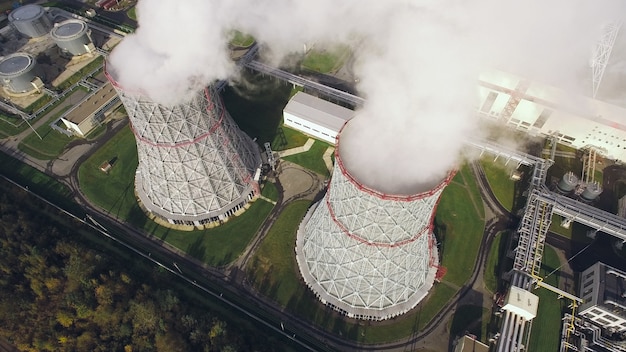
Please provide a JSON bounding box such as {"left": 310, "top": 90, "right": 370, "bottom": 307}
{"left": 0, "top": 53, "right": 37, "bottom": 93}
{"left": 105, "top": 63, "right": 262, "bottom": 227}
{"left": 581, "top": 182, "right": 603, "bottom": 201}
{"left": 295, "top": 122, "right": 453, "bottom": 321}
{"left": 50, "top": 19, "right": 94, "bottom": 56}
{"left": 8, "top": 4, "right": 52, "bottom": 38}
{"left": 557, "top": 171, "right": 578, "bottom": 193}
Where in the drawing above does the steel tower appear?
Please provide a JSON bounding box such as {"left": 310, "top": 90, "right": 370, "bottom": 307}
{"left": 296, "top": 124, "right": 453, "bottom": 320}
{"left": 105, "top": 66, "right": 262, "bottom": 227}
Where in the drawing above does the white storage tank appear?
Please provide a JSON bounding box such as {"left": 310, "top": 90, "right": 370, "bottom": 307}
{"left": 0, "top": 53, "right": 38, "bottom": 93}
{"left": 557, "top": 171, "right": 578, "bottom": 193}
{"left": 8, "top": 4, "right": 52, "bottom": 38}
{"left": 50, "top": 19, "right": 94, "bottom": 56}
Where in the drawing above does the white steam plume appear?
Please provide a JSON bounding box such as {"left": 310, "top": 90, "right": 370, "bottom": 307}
{"left": 108, "top": 0, "right": 626, "bottom": 194}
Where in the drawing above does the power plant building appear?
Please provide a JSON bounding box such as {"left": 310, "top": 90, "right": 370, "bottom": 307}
{"left": 283, "top": 92, "right": 355, "bottom": 144}
{"left": 578, "top": 262, "right": 626, "bottom": 333}
{"left": 60, "top": 82, "right": 121, "bottom": 137}
{"left": 105, "top": 66, "right": 262, "bottom": 227}
{"left": 296, "top": 123, "right": 452, "bottom": 320}
{"left": 0, "top": 52, "right": 40, "bottom": 94}
{"left": 478, "top": 69, "right": 626, "bottom": 163}
{"left": 8, "top": 4, "right": 52, "bottom": 38}
{"left": 50, "top": 19, "right": 95, "bottom": 56}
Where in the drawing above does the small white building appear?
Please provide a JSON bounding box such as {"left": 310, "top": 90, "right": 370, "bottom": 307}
{"left": 61, "top": 82, "right": 120, "bottom": 137}
{"left": 502, "top": 285, "right": 539, "bottom": 321}
{"left": 282, "top": 91, "right": 355, "bottom": 145}
{"left": 579, "top": 262, "right": 626, "bottom": 332}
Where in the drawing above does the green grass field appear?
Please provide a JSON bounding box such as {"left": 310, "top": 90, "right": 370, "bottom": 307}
{"left": 484, "top": 231, "right": 508, "bottom": 294}
{"left": 436, "top": 165, "right": 486, "bottom": 286}
{"left": 301, "top": 45, "right": 351, "bottom": 74}
{"left": 127, "top": 6, "right": 137, "bottom": 20}
{"left": 260, "top": 181, "right": 279, "bottom": 202}
{"left": 0, "top": 114, "right": 28, "bottom": 138}
{"left": 527, "top": 245, "right": 566, "bottom": 351}
{"left": 18, "top": 106, "right": 75, "bottom": 160}
{"left": 271, "top": 126, "right": 309, "bottom": 151}
{"left": 282, "top": 140, "right": 332, "bottom": 177}
{"left": 78, "top": 125, "right": 273, "bottom": 266}
{"left": 480, "top": 159, "right": 516, "bottom": 211}
{"left": 229, "top": 30, "right": 255, "bottom": 47}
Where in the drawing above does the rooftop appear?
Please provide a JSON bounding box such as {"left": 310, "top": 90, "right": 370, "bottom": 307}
{"left": 284, "top": 91, "right": 355, "bottom": 132}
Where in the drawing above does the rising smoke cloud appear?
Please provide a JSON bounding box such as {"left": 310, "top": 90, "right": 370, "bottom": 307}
{"left": 108, "top": 0, "right": 626, "bottom": 194}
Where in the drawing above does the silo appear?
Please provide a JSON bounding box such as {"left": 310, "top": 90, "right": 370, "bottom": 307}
{"left": 105, "top": 64, "right": 262, "bottom": 227}
{"left": 296, "top": 122, "right": 453, "bottom": 321}
{"left": 0, "top": 53, "right": 38, "bottom": 93}
{"left": 50, "top": 19, "right": 95, "bottom": 56}
{"left": 557, "top": 171, "right": 578, "bottom": 193}
{"left": 8, "top": 4, "right": 52, "bottom": 38}
{"left": 581, "top": 182, "right": 603, "bottom": 201}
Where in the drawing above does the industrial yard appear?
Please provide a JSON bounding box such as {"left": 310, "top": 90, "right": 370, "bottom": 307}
{"left": 2, "top": 1, "right": 626, "bottom": 352}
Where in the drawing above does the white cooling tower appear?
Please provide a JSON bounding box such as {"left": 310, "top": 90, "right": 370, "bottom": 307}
{"left": 105, "top": 64, "right": 262, "bottom": 227}
{"left": 296, "top": 124, "right": 453, "bottom": 320}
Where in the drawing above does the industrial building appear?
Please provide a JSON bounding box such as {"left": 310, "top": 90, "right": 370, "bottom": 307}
{"left": 60, "top": 82, "right": 120, "bottom": 137}
{"left": 579, "top": 262, "right": 626, "bottom": 333}
{"left": 50, "top": 19, "right": 95, "bottom": 57}
{"left": 478, "top": 69, "right": 626, "bottom": 163}
{"left": 295, "top": 121, "right": 452, "bottom": 320}
{"left": 8, "top": 4, "right": 52, "bottom": 39}
{"left": 0, "top": 52, "right": 42, "bottom": 95}
{"left": 106, "top": 65, "right": 262, "bottom": 228}
{"left": 283, "top": 91, "right": 355, "bottom": 144}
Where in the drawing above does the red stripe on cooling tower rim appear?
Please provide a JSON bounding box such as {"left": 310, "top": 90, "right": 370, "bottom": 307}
{"left": 333, "top": 123, "right": 456, "bottom": 201}
{"left": 121, "top": 87, "right": 225, "bottom": 149}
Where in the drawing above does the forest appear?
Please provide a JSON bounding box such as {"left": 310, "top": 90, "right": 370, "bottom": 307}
{"left": 0, "top": 181, "right": 279, "bottom": 352}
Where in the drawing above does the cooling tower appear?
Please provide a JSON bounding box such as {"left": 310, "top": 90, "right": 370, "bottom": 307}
{"left": 296, "top": 124, "right": 453, "bottom": 321}
{"left": 105, "top": 65, "right": 262, "bottom": 227}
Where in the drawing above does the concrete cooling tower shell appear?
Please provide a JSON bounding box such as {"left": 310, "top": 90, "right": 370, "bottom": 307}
{"left": 51, "top": 20, "right": 94, "bottom": 56}
{"left": 296, "top": 128, "right": 453, "bottom": 320}
{"left": 9, "top": 4, "right": 52, "bottom": 38}
{"left": 0, "top": 53, "right": 37, "bottom": 93}
{"left": 105, "top": 66, "right": 262, "bottom": 227}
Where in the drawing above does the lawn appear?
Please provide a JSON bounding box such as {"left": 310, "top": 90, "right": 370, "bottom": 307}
{"left": 78, "top": 125, "right": 274, "bottom": 266}
{"left": 18, "top": 106, "right": 75, "bottom": 160}
{"left": 282, "top": 139, "right": 332, "bottom": 177}
{"left": 247, "top": 200, "right": 312, "bottom": 305}
{"left": 0, "top": 151, "right": 77, "bottom": 212}
{"left": 480, "top": 158, "right": 516, "bottom": 211}
{"left": 229, "top": 30, "right": 255, "bottom": 47}
{"left": 527, "top": 245, "right": 567, "bottom": 352}
{"left": 260, "top": 180, "right": 279, "bottom": 202}
{"left": 301, "top": 44, "right": 351, "bottom": 74}
{"left": 484, "top": 231, "right": 511, "bottom": 294}
{"left": 126, "top": 6, "right": 137, "bottom": 20}
{"left": 272, "top": 126, "right": 309, "bottom": 151}
{"left": 436, "top": 165, "right": 486, "bottom": 286}
{"left": 0, "top": 114, "right": 28, "bottom": 138}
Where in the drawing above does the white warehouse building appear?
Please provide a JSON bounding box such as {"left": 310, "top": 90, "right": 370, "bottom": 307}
{"left": 283, "top": 91, "right": 355, "bottom": 144}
